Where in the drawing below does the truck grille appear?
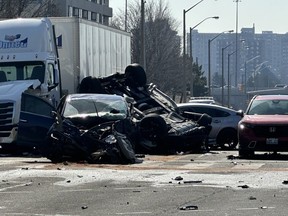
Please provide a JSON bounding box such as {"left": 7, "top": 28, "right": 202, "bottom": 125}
{"left": 0, "top": 102, "right": 14, "bottom": 137}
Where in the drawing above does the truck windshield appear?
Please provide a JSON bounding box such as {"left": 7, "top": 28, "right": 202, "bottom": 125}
{"left": 0, "top": 61, "right": 45, "bottom": 83}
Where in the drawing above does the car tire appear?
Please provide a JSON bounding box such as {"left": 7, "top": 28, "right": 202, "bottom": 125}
{"left": 78, "top": 76, "right": 104, "bottom": 93}
{"left": 125, "top": 63, "right": 147, "bottom": 88}
{"left": 238, "top": 148, "right": 254, "bottom": 158}
{"left": 217, "top": 128, "right": 238, "bottom": 150}
{"left": 139, "top": 114, "right": 167, "bottom": 141}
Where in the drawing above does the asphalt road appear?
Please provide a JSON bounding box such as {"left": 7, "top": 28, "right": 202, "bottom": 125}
{"left": 0, "top": 150, "right": 288, "bottom": 216}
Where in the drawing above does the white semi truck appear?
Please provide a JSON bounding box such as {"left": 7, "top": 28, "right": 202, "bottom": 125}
{"left": 0, "top": 17, "right": 131, "bottom": 146}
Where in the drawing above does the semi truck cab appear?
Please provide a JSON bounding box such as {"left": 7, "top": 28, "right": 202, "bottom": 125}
{"left": 0, "top": 18, "right": 60, "bottom": 145}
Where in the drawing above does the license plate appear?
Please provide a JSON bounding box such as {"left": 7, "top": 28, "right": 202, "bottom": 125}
{"left": 266, "top": 138, "right": 278, "bottom": 145}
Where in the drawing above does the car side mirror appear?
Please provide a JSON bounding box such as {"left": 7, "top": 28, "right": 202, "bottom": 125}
{"left": 236, "top": 110, "right": 244, "bottom": 118}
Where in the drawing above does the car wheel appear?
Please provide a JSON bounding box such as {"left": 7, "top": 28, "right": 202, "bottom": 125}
{"left": 78, "top": 76, "right": 104, "bottom": 93}
{"left": 238, "top": 148, "right": 254, "bottom": 158}
{"left": 125, "top": 63, "right": 147, "bottom": 88}
{"left": 217, "top": 128, "right": 238, "bottom": 150}
{"left": 139, "top": 114, "right": 167, "bottom": 141}
{"left": 45, "top": 142, "right": 63, "bottom": 163}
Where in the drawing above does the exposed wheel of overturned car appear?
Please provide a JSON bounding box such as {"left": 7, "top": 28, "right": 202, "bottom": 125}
{"left": 125, "top": 63, "right": 147, "bottom": 88}
{"left": 139, "top": 114, "right": 168, "bottom": 141}
{"left": 78, "top": 76, "right": 104, "bottom": 94}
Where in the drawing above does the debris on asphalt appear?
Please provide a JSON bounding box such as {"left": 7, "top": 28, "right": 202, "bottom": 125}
{"left": 183, "top": 180, "right": 203, "bottom": 184}
{"left": 282, "top": 180, "right": 288, "bottom": 184}
{"left": 227, "top": 155, "right": 236, "bottom": 160}
{"left": 179, "top": 205, "right": 198, "bottom": 210}
{"left": 81, "top": 205, "right": 88, "bottom": 209}
{"left": 238, "top": 185, "right": 249, "bottom": 189}
{"left": 249, "top": 196, "right": 257, "bottom": 200}
{"left": 174, "top": 176, "right": 183, "bottom": 181}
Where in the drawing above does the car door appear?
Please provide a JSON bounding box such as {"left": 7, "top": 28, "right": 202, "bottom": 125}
{"left": 17, "top": 93, "right": 56, "bottom": 149}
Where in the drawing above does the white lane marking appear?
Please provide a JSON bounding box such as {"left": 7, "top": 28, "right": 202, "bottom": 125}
{"left": 116, "top": 212, "right": 152, "bottom": 215}
{"left": 236, "top": 206, "right": 276, "bottom": 211}
{"left": 0, "top": 183, "right": 33, "bottom": 192}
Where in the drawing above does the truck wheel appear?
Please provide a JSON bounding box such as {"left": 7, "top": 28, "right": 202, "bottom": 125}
{"left": 139, "top": 114, "right": 167, "bottom": 141}
{"left": 78, "top": 76, "right": 104, "bottom": 93}
{"left": 125, "top": 63, "right": 147, "bottom": 88}
{"left": 217, "top": 128, "right": 238, "bottom": 150}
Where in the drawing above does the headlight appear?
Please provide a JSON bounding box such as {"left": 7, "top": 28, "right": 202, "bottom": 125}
{"left": 239, "top": 122, "right": 254, "bottom": 130}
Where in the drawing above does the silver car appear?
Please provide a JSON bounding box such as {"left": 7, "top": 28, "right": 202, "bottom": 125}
{"left": 177, "top": 103, "right": 243, "bottom": 149}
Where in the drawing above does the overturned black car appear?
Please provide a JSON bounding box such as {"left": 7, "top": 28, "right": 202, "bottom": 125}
{"left": 78, "top": 63, "right": 212, "bottom": 154}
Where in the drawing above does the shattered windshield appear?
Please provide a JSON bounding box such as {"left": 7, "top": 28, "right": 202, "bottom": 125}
{"left": 63, "top": 97, "right": 128, "bottom": 120}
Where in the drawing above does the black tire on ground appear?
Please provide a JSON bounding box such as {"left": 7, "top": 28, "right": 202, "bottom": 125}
{"left": 78, "top": 76, "right": 104, "bottom": 93}
{"left": 238, "top": 148, "right": 255, "bottom": 158}
{"left": 125, "top": 63, "right": 147, "bottom": 88}
{"left": 139, "top": 114, "right": 167, "bottom": 141}
{"left": 40, "top": 136, "right": 64, "bottom": 163}
{"left": 217, "top": 128, "right": 238, "bottom": 150}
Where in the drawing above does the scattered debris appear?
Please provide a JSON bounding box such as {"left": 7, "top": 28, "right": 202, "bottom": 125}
{"left": 81, "top": 206, "right": 88, "bottom": 210}
{"left": 183, "top": 180, "right": 203, "bottom": 184}
{"left": 174, "top": 176, "right": 183, "bottom": 181}
{"left": 179, "top": 205, "right": 198, "bottom": 211}
{"left": 238, "top": 185, "right": 249, "bottom": 189}
{"left": 249, "top": 196, "right": 257, "bottom": 200}
{"left": 227, "top": 155, "right": 237, "bottom": 160}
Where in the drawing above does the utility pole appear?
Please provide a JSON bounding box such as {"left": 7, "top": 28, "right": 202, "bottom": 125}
{"left": 140, "top": 0, "right": 146, "bottom": 70}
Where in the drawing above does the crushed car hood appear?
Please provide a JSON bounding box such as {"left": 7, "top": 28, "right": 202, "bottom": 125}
{"left": 0, "top": 80, "right": 41, "bottom": 100}
{"left": 242, "top": 115, "right": 288, "bottom": 125}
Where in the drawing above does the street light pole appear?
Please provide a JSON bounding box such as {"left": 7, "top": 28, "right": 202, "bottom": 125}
{"left": 182, "top": 0, "right": 205, "bottom": 102}
{"left": 227, "top": 50, "right": 237, "bottom": 107}
{"left": 208, "top": 30, "right": 233, "bottom": 96}
{"left": 234, "top": 0, "right": 241, "bottom": 87}
{"left": 244, "top": 55, "right": 260, "bottom": 93}
{"left": 190, "top": 16, "right": 219, "bottom": 59}
{"left": 221, "top": 43, "right": 233, "bottom": 106}
{"left": 140, "top": 0, "right": 146, "bottom": 70}
{"left": 189, "top": 16, "right": 219, "bottom": 97}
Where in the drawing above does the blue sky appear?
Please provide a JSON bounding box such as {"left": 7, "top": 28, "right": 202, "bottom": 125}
{"left": 110, "top": 0, "right": 288, "bottom": 34}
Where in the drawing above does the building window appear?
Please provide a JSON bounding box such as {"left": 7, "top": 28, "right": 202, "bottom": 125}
{"left": 82, "top": 10, "right": 88, "bottom": 19}
{"left": 68, "top": 6, "right": 73, "bottom": 17}
{"left": 99, "top": 14, "right": 102, "bottom": 23}
{"left": 73, "top": 7, "right": 79, "bottom": 17}
{"left": 91, "top": 12, "right": 97, "bottom": 21}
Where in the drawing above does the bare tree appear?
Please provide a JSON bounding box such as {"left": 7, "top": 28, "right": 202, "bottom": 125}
{"left": 111, "top": 0, "right": 183, "bottom": 94}
{"left": 0, "top": 0, "right": 59, "bottom": 18}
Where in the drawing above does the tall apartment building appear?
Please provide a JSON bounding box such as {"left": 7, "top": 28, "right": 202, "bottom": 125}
{"left": 189, "top": 27, "right": 288, "bottom": 88}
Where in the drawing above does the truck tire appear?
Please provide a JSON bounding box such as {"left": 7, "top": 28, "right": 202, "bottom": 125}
{"left": 139, "top": 114, "right": 167, "bottom": 141}
{"left": 125, "top": 63, "right": 147, "bottom": 88}
{"left": 78, "top": 76, "right": 104, "bottom": 93}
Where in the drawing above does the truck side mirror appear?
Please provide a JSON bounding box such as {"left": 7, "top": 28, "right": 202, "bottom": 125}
{"left": 54, "top": 68, "right": 59, "bottom": 85}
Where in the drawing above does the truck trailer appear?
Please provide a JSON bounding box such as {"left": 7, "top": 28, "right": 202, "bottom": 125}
{"left": 0, "top": 17, "right": 131, "bottom": 147}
